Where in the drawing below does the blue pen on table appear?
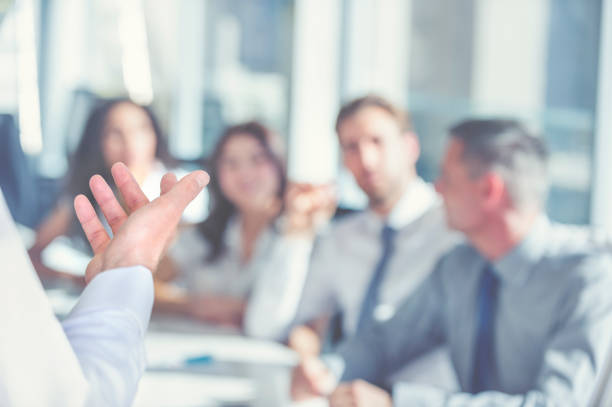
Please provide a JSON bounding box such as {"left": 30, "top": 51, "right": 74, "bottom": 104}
{"left": 183, "top": 354, "right": 214, "bottom": 366}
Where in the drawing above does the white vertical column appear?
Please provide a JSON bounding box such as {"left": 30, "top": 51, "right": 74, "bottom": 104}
{"left": 336, "top": 0, "right": 411, "bottom": 208}
{"left": 343, "top": 0, "right": 411, "bottom": 106}
{"left": 15, "top": 0, "right": 42, "bottom": 155}
{"left": 38, "top": 0, "right": 88, "bottom": 177}
{"left": 288, "top": 0, "right": 342, "bottom": 183}
{"left": 118, "top": 0, "right": 153, "bottom": 105}
{"left": 169, "top": 0, "right": 205, "bottom": 160}
{"left": 343, "top": 0, "right": 375, "bottom": 99}
{"left": 0, "top": 7, "right": 18, "bottom": 112}
{"left": 471, "top": 0, "right": 549, "bottom": 113}
{"left": 591, "top": 0, "right": 612, "bottom": 230}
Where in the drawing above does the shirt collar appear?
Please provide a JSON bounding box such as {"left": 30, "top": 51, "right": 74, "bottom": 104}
{"left": 363, "top": 177, "right": 439, "bottom": 232}
{"left": 492, "top": 215, "right": 550, "bottom": 285}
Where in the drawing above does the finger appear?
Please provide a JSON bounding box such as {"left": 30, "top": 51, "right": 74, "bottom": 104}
{"left": 89, "top": 174, "right": 128, "bottom": 234}
{"left": 291, "top": 366, "right": 314, "bottom": 401}
{"left": 333, "top": 399, "right": 356, "bottom": 407}
{"left": 289, "top": 325, "right": 321, "bottom": 357}
{"left": 84, "top": 254, "right": 104, "bottom": 284}
{"left": 286, "top": 183, "right": 310, "bottom": 203}
{"left": 111, "top": 162, "right": 149, "bottom": 212}
{"left": 156, "top": 170, "right": 209, "bottom": 219}
{"left": 331, "top": 384, "right": 352, "bottom": 398}
{"left": 323, "top": 182, "right": 338, "bottom": 197}
{"left": 159, "top": 173, "right": 180, "bottom": 252}
{"left": 317, "top": 184, "right": 337, "bottom": 205}
{"left": 160, "top": 172, "right": 178, "bottom": 195}
{"left": 301, "top": 357, "right": 337, "bottom": 395}
{"left": 329, "top": 386, "right": 355, "bottom": 407}
{"left": 74, "top": 194, "right": 110, "bottom": 254}
{"left": 288, "top": 186, "right": 316, "bottom": 213}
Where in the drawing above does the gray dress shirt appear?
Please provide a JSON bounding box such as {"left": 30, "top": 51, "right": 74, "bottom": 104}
{"left": 245, "top": 178, "right": 461, "bottom": 341}
{"left": 294, "top": 178, "right": 460, "bottom": 337}
{"left": 335, "top": 217, "right": 612, "bottom": 406}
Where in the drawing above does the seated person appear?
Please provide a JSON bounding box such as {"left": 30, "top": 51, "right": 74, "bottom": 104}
{"left": 245, "top": 96, "right": 460, "bottom": 364}
{"left": 291, "top": 119, "right": 612, "bottom": 406}
{"left": 28, "top": 98, "right": 206, "bottom": 284}
{"left": 154, "top": 121, "right": 291, "bottom": 327}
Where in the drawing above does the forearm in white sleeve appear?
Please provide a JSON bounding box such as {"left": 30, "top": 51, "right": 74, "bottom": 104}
{"left": 244, "top": 236, "right": 314, "bottom": 340}
{"left": 62, "top": 266, "right": 154, "bottom": 407}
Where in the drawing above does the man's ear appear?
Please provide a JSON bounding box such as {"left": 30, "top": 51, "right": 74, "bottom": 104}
{"left": 480, "top": 172, "right": 506, "bottom": 210}
{"left": 402, "top": 131, "right": 420, "bottom": 163}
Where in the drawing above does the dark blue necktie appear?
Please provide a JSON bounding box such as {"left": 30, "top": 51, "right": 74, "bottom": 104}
{"left": 471, "top": 263, "right": 500, "bottom": 393}
{"left": 355, "top": 224, "right": 396, "bottom": 334}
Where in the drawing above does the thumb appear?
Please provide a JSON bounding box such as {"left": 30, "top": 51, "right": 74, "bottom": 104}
{"left": 157, "top": 170, "right": 209, "bottom": 217}
{"left": 289, "top": 325, "right": 321, "bottom": 358}
{"left": 160, "top": 172, "right": 178, "bottom": 195}
{"left": 303, "top": 357, "right": 336, "bottom": 396}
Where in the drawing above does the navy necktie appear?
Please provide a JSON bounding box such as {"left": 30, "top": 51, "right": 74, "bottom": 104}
{"left": 471, "top": 263, "right": 500, "bottom": 393}
{"left": 356, "top": 224, "right": 396, "bottom": 334}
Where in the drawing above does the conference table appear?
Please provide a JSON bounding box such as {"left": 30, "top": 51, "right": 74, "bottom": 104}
{"left": 135, "top": 315, "right": 298, "bottom": 407}
{"left": 47, "top": 286, "right": 327, "bottom": 407}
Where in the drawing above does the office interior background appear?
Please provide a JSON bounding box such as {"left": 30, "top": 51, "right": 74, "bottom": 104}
{"left": 2, "top": 1, "right": 612, "bottom": 406}
{"left": 1, "top": 0, "right": 610, "bottom": 229}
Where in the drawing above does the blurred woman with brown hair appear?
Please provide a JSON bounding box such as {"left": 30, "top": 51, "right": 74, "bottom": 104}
{"left": 154, "top": 121, "right": 289, "bottom": 327}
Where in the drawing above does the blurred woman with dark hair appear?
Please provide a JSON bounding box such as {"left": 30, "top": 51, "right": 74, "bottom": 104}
{"left": 154, "top": 121, "right": 290, "bottom": 327}
{"left": 29, "top": 98, "right": 207, "bottom": 283}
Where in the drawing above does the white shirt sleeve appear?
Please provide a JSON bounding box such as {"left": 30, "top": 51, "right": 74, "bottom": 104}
{"left": 0, "top": 260, "right": 153, "bottom": 407}
{"left": 63, "top": 266, "right": 154, "bottom": 407}
{"left": 243, "top": 235, "right": 314, "bottom": 340}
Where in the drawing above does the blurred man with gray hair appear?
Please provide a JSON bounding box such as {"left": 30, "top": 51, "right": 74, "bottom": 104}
{"left": 291, "top": 119, "right": 612, "bottom": 406}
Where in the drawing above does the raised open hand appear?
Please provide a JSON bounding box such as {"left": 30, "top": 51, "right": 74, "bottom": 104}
{"left": 74, "top": 162, "right": 209, "bottom": 283}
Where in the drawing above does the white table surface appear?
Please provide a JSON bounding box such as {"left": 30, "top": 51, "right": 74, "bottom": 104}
{"left": 48, "top": 288, "right": 327, "bottom": 407}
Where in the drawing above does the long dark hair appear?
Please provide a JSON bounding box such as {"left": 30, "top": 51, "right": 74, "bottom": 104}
{"left": 66, "top": 98, "right": 173, "bottom": 204}
{"left": 65, "top": 98, "right": 174, "bottom": 242}
{"left": 197, "top": 121, "right": 286, "bottom": 262}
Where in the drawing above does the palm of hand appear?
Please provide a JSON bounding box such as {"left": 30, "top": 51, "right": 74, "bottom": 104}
{"left": 75, "top": 162, "right": 209, "bottom": 284}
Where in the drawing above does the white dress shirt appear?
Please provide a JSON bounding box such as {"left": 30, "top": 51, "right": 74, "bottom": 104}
{"left": 245, "top": 177, "right": 462, "bottom": 340}
{"left": 0, "top": 190, "right": 154, "bottom": 407}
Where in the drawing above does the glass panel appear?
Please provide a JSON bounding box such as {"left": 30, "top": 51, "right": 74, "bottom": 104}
{"left": 200, "top": 0, "right": 294, "bottom": 155}
{"left": 404, "top": 0, "right": 601, "bottom": 224}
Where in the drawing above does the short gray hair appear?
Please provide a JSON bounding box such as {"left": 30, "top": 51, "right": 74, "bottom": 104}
{"left": 449, "top": 119, "right": 549, "bottom": 210}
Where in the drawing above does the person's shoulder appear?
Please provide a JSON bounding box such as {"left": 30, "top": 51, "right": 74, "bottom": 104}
{"left": 539, "top": 223, "right": 612, "bottom": 283}
{"left": 327, "top": 208, "right": 368, "bottom": 234}
{"left": 438, "top": 241, "right": 479, "bottom": 263}
{"left": 425, "top": 241, "right": 480, "bottom": 279}
{"left": 407, "top": 201, "right": 459, "bottom": 237}
{"left": 537, "top": 226, "right": 612, "bottom": 323}
{"left": 426, "top": 242, "right": 481, "bottom": 287}
{"left": 543, "top": 223, "right": 611, "bottom": 259}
